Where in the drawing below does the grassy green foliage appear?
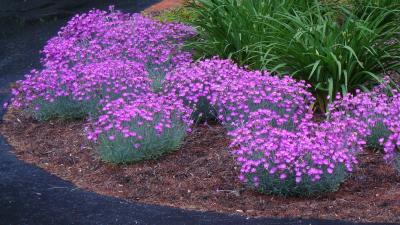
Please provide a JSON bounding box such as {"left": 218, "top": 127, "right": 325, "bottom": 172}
{"left": 151, "top": 6, "right": 197, "bottom": 24}
{"left": 187, "top": 0, "right": 400, "bottom": 108}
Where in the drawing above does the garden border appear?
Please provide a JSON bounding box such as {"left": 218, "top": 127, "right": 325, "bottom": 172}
{"left": 0, "top": 1, "right": 398, "bottom": 224}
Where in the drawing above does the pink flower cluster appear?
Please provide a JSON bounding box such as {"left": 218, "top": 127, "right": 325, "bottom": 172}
{"left": 164, "top": 58, "right": 314, "bottom": 128}
{"left": 228, "top": 108, "right": 364, "bottom": 195}
{"left": 71, "top": 59, "right": 152, "bottom": 104}
{"left": 42, "top": 7, "right": 194, "bottom": 70}
{"left": 7, "top": 8, "right": 195, "bottom": 162}
{"left": 9, "top": 7, "right": 194, "bottom": 113}
{"left": 165, "top": 58, "right": 363, "bottom": 195}
{"left": 87, "top": 93, "right": 193, "bottom": 145}
{"left": 329, "top": 83, "right": 400, "bottom": 166}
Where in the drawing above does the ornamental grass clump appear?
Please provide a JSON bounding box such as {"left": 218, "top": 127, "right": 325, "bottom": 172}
{"left": 87, "top": 93, "right": 193, "bottom": 164}
{"left": 229, "top": 109, "right": 365, "bottom": 196}
{"left": 187, "top": 0, "right": 400, "bottom": 110}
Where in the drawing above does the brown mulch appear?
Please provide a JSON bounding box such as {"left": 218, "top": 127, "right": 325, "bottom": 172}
{"left": 144, "top": 0, "right": 186, "bottom": 13}
{"left": 1, "top": 109, "right": 400, "bottom": 224}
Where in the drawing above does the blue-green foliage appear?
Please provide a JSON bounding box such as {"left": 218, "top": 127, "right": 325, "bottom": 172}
{"left": 247, "top": 161, "right": 348, "bottom": 197}
{"left": 31, "top": 96, "right": 97, "bottom": 121}
{"left": 96, "top": 115, "right": 188, "bottom": 164}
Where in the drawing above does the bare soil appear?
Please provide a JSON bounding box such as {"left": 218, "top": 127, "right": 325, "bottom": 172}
{"left": 1, "top": 109, "right": 399, "bottom": 223}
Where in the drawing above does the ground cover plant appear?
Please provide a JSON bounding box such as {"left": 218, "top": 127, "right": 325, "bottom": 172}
{"left": 8, "top": 7, "right": 195, "bottom": 163}
{"left": 9, "top": 7, "right": 194, "bottom": 121}
{"left": 229, "top": 110, "right": 363, "bottom": 196}
{"left": 87, "top": 93, "right": 192, "bottom": 163}
{"left": 328, "top": 82, "right": 400, "bottom": 172}
{"left": 163, "top": 58, "right": 314, "bottom": 129}
{"left": 4, "top": 2, "right": 400, "bottom": 201}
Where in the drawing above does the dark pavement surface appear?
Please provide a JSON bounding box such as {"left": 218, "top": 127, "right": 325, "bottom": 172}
{"left": 0, "top": 1, "right": 397, "bottom": 224}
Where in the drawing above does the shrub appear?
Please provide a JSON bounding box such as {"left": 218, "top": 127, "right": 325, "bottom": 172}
{"left": 87, "top": 93, "right": 193, "bottom": 164}
{"left": 187, "top": 0, "right": 400, "bottom": 109}
{"left": 229, "top": 109, "right": 364, "bottom": 196}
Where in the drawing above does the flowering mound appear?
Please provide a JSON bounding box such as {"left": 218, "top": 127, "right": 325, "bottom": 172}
{"left": 164, "top": 58, "right": 246, "bottom": 121}
{"left": 213, "top": 71, "right": 314, "bottom": 130}
{"left": 71, "top": 59, "right": 152, "bottom": 105}
{"left": 42, "top": 7, "right": 194, "bottom": 71}
{"left": 164, "top": 58, "right": 314, "bottom": 127}
{"left": 9, "top": 68, "right": 91, "bottom": 121}
{"left": 328, "top": 83, "right": 400, "bottom": 173}
{"left": 229, "top": 109, "right": 365, "bottom": 196}
{"left": 87, "top": 93, "right": 193, "bottom": 163}
{"left": 9, "top": 7, "right": 194, "bottom": 122}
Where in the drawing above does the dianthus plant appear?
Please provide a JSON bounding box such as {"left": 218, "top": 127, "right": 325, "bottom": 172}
{"left": 9, "top": 59, "right": 152, "bottom": 120}
{"left": 87, "top": 93, "right": 193, "bottom": 163}
{"left": 71, "top": 59, "right": 152, "bottom": 109}
{"left": 328, "top": 82, "right": 400, "bottom": 172}
{"left": 379, "top": 91, "right": 400, "bottom": 170}
{"left": 229, "top": 109, "right": 365, "bottom": 196}
{"left": 327, "top": 86, "right": 391, "bottom": 149}
{"left": 163, "top": 58, "right": 247, "bottom": 121}
{"left": 164, "top": 58, "right": 314, "bottom": 127}
{"left": 42, "top": 7, "right": 194, "bottom": 90}
{"left": 9, "top": 8, "right": 194, "bottom": 120}
{"left": 213, "top": 70, "right": 314, "bottom": 130}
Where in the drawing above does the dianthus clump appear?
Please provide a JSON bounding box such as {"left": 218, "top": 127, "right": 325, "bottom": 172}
{"left": 42, "top": 7, "right": 194, "bottom": 70}
{"left": 213, "top": 71, "right": 314, "bottom": 130}
{"left": 164, "top": 58, "right": 247, "bottom": 120}
{"left": 71, "top": 59, "right": 152, "bottom": 105}
{"left": 379, "top": 91, "right": 400, "bottom": 170}
{"left": 327, "top": 87, "right": 391, "bottom": 149}
{"left": 87, "top": 93, "right": 193, "bottom": 163}
{"left": 164, "top": 58, "right": 314, "bottom": 126}
{"left": 229, "top": 109, "right": 365, "bottom": 196}
{"left": 9, "top": 7, "right": 194, "bottom": 121}
{"left": 328, "top": 82, "right": 400, "bottom": 172}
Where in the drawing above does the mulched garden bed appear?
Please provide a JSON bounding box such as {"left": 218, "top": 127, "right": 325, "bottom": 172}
{"left": 1, "top": 109, "right": 399, "bottom": 224}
